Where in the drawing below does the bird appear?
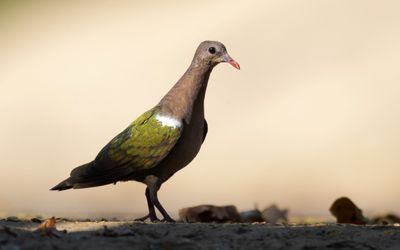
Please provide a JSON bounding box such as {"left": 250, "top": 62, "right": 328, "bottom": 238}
{"left": 51, "top": 41, "right": 240, "bottom": 222}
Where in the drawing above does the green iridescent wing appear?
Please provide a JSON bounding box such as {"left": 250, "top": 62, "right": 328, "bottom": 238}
{"left": 105, "top": 107, "right": 182, "bottom": 170}
{"left": 70, "top": 107, "right": 183, "bottom": 183}
{"left": 60, "top": 106, "right": 184, "bottom": 189}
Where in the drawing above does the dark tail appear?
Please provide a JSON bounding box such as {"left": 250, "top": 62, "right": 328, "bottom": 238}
{"left": 50, "top": 161, "right": 132, "bottom": 191}
{"left": 51, "top": 177, "right": 74, "bottom": 191}
{"left": 50, "top": 162, "right": 95, "bottom": 191}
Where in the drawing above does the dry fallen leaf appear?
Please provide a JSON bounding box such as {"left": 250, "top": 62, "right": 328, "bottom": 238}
{"left": 38, "top": 217, "right": 56, "bottom": 230}
{"left": 34, "top": 216, "right": 66, "bottom": 238}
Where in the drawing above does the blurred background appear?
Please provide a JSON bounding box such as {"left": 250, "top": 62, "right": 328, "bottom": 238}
{"left": 1, "top": 0, "right": 400, "bottom": 219}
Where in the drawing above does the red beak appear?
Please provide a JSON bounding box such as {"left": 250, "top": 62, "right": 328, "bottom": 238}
{"left": 224, "top": 54, "right": 240, "bottom": 70}
{"left": 228, "top": 59, "right": 240, "bottom": 70}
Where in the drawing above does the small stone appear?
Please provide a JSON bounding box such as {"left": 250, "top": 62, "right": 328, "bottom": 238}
{"left": 261, "top": 204, "right": 288, "bottom": 224}
{"left": 372, "top": 214, "right": 400, "bottom": 225}
{"left": 240, "top": 209, "right": 264, "bottom": 223}
{"left": 5, "top": 217, "right": 20, "bottom": 222}
{"left": 31, "top": 217, "right": 42, "bottom": 223}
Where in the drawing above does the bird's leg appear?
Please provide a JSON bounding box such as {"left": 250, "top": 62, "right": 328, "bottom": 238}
{"left": 134, "top": 187, "right": 159, "bottom": 222}
{"left": 145, "top": 175, "right": 175, "bottom": 223}
{"left": 150, "top": 188, "right": 175, "bottom": 222}
{"left": 144, "top": 187, "right": 159, "bottom": 221}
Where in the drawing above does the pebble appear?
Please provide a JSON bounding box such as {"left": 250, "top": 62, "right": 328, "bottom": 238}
{"left": 31, "top": 218, "right": 42, "bottom": 223}
{"left": 5, "top": 217, "right": 20, "bottom": 223}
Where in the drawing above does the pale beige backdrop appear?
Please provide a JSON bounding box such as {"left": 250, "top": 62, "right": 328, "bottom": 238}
{"left": 1, "top": 0, "right": 400, "bottom": 219}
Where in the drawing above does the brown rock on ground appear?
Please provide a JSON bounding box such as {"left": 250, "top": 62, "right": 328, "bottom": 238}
{"left": 179, "top": 205, "right": 241, "bottom": 223}
{"left": 262, "top": 204, "right": 288, "bottom": 224}
{"left": 372, "top": 214, "right": 400, "bottom": 224}
{"left": 329, "top": 197, "right": 367, "bottom": 224}
{"left": 240, "top": 209, "right": 264, "bottom": 223}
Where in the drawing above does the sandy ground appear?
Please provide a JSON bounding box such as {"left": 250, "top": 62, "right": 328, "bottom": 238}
{"left": 1, "top": 219, "right": 400, "bottom": 250}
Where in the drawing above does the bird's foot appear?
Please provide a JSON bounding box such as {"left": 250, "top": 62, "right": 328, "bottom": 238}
{"left": 134, "top": 214, "right": 160, "bottom": 222}
{"left": 134, "top": 215, "right": 148, "bottom": 222}
{"left": 161, "top": 216, "right": 175, "bottom": 223}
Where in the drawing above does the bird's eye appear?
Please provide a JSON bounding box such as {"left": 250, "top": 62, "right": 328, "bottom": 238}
{"left": 208, "top": 47, "right": 216, "bottom": 54}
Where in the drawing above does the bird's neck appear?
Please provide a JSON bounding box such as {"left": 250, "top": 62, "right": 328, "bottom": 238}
{"left": 158, "top": 64, "right": 212, "bottom": 123}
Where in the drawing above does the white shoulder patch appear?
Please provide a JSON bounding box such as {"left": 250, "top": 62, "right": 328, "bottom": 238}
{"left": 155, "top": 114, "right": 182, "bottom": 129}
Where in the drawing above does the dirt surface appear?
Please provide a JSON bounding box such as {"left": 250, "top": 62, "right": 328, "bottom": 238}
{"left": 1, "top": 219, "right": 400, "bottom": 250}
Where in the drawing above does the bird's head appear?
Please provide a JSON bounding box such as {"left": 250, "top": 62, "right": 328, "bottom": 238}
{"left": 192, "top": 41, "right": 240, "bottom": 70}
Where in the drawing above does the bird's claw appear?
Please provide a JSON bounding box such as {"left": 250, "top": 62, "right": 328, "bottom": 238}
{"left": 134, "top": 214, "right": 160, "bottom": 222}
{"left": 161, "top": 217, "right": 175, "bottom": 223}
